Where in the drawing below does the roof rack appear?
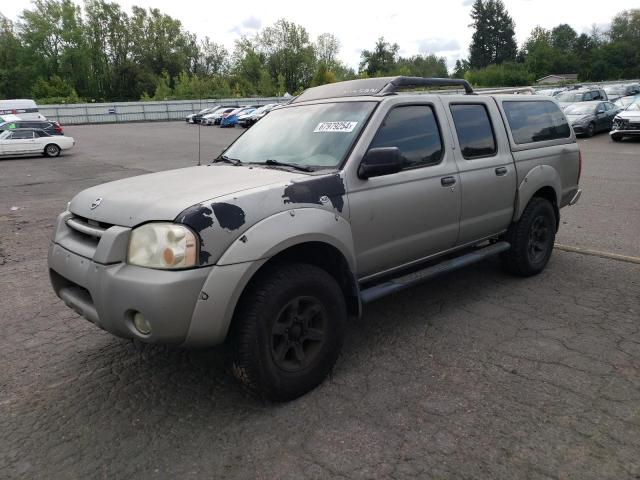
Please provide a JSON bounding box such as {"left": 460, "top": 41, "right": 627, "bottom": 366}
{"left": 290, "top": 76, "right": 474, "bottom": 104}
{"left": 378, "top": 76, "right": 474, "bottom": 95}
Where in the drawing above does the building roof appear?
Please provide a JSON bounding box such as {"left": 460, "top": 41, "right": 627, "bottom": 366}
{"left": 537, "top": 74, "right": 578, "bottom": 82}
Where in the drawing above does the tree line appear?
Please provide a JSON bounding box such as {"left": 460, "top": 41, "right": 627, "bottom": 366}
{"left": 0, "top": 0, "right": 638, "bottom": 103}
{"left": 456, "top": 1, "right": 640, "bottom": 86}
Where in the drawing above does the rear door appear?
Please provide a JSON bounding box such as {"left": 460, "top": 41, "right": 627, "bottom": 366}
{"left": 441, "top": 97, "right": 517, "bottom": 245}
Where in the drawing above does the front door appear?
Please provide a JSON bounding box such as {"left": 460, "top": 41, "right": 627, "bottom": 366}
{"left": 441, "top": 97, "right": 517, "bottom": 245}
{"left": 348, "top": 102, "right": 461, "bottom": 279}
{"left": 1, "top": 130, "right": 36, "bottom": 154}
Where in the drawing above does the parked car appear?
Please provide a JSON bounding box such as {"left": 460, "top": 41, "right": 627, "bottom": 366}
{"left": 220, "top": 107, "right": 257, "bottom": 128}
{"left": 564, "top": 101, "right": 619, "bottom": 137}
{"left": 48, "top": 76, "right": 581, "bottom": 401}
{"left": 238, "top": 103, "right": 278, "bottom": 128}
{"left": 555, "top": 88, "right": 608, "bottom": 110}
{"left": 610, "top": 100, "right": 640, "bottom": 142}
{"left": 0, "top": 119, "right": 64, "bottom": 136}
{"left": 186, "top": 106, "right": 237, "bottom": 124}
{"left": 0, "top": 128, "right": 74, "bottom": 157}
{"left": 604, "top": 84, "right": 640, "bottom": 103}
{"left": 536, "top": 88, "right": 565, "bottom": 97}
{"left": 201, "top": 107, "right": 237, "bottom": 125}
{"left": 0, "top": 99, "right": 46, "bottom": 121}
{"left": 614, "top": 95, "right": 640, "bottom": 109}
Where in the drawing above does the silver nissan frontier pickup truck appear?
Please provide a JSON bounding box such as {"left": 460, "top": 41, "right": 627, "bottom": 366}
{"left": 48, "top": 77, "right": 582, "bottom": 401}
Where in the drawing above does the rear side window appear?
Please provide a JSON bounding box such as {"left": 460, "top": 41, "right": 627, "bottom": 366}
{"left": 503, "top": 101, "right": 571, "bottom": 144}
{"left": 450, "top": 104, "right": 497, "bottom": 159}
{"left": 11, "top": 131, "right": 34, "bottom": 139}
{"left": 370, "top": 105, "right": 443, "bottom": 169}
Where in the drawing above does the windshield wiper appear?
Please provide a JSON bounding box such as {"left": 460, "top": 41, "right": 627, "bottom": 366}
{"left": 212, "top": 154, "right": 242, "bottom": 166}
{"left": 262, "top": 159, "right": 314, "bottom": 172}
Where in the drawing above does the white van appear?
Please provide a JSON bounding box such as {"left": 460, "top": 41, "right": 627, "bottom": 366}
{"left": 0, "top": 99, "right": 46, "bottom": 121}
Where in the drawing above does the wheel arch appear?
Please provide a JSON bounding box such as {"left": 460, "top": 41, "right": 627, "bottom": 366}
{"left": 185, "top": 209, "right": 360, "bottom": 347}
{"left": 513, "top": 165, "right": 561, "bottom": 229}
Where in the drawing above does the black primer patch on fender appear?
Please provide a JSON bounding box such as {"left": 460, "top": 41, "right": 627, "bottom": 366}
{"left": 282, "top": 174, "right": 346, "bottom": 212}
{"left": 199, "top": 249, "right": 211, "bottom": 264}
{"left": 211, "top": 203, "right": 246, "bottom": 230}
{"left": 177, "top": 204, "right": 214, "bottom": 233}
{"left": 177, "top": 204, "right": 215, "bottom": 265}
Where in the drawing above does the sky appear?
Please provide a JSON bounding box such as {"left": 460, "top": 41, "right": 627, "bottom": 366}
{"left": 2, "top": 0, "right": 639, "bottom": 71}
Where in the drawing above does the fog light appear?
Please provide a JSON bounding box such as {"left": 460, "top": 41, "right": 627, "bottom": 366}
{"left": 133, "top": 312, "right": 151, "bottom": 335}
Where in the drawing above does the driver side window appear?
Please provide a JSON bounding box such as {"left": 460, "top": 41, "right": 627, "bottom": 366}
{"left": 369, "top": 105, "right": 443, "bottom": 170}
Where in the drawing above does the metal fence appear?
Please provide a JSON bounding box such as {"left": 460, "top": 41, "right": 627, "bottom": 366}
{"left": 38, "top": 97, "right": 287, "bottom": 125}
{"left": 38, "top": 79, "right": 639, "bottom": 125}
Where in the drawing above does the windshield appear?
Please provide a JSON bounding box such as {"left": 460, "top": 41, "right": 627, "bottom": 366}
{"left": 565, "top": 104, "right": 596, "bottom": 114}
{"left": 222, "top": 101, "right": 376, "bottom": 169}
{"left": 626, "top": 102, "right": 640, "bottom": 111}
{"left": 555, "top": 92, "right": 584, "bottom": 102}
{"left": 0, "top": 130, "right": 10, "bottom": 139}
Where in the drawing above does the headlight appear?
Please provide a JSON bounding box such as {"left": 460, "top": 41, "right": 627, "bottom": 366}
{"left": 128, "top": 223, "right": 198, "bottom": 269}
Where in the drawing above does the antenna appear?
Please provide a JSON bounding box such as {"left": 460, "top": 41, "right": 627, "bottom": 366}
{"left": 197, "top": 92, "right": 202, "bottom": 166}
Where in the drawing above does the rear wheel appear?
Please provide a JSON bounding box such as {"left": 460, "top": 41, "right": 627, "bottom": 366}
{"left": 501, "top": 197, "right": 556, "bottom": 277}
{"left": 44, "top": 143, "right": 60, "bottom": 157}
{"left": 230, "top": 262, "right": 346, "bottom": 401}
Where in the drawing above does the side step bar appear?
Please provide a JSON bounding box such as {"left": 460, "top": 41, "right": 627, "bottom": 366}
{"left": 360, "top": 241, "right": 511, "bottom": 304}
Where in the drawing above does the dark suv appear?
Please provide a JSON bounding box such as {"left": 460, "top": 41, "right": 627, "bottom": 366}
{"left": 0, "top": 120, "right": 64, "bottom": 136}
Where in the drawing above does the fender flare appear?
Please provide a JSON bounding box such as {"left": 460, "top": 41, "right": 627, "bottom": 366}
{"left": 513, "top": 164, "right": 561, "bottom": 222}
{"left": 217, "top": 208, "right": 356, "bottom": 269}
{"left": 185, "top": 208, "right": 357, "bottom": 346}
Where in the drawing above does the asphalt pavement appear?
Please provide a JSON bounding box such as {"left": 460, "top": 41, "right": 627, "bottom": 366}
{"left": 1, "top": 123, "right": 639, "bottom": 479}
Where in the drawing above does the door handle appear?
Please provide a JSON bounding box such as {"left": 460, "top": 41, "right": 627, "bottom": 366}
{"left": 441, "top": 176, "right": 456, "bottom": 186}
{"left": 495, "top": 167, "right": 508, "bottom": 176}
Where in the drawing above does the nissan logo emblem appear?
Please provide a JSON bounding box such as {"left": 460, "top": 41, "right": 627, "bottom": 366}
{"left": 90, "top": 198, "right": 102, "bottom": 210}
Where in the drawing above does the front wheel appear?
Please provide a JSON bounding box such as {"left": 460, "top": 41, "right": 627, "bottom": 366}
{"left": 611, "top": 133, "right": 623, "bottom": 142}
{"left": 44, "top": 143, "right": 61, "bottom": 157}
{"left": 501, "top": 197, "right": 556, "bottom": 277}
{"left": 586, "top": 122, "right": 596, "bottom": 137}
{"left": 230, "top": 262, "right": 346, "bottom": 401}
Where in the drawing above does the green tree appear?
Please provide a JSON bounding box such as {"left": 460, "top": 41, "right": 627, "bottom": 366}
{"left": 257, "top": 19, "right": 316, "bottom": 93}
{"left": 469, "top": 0, "right": 517, "bottom": 68}
{"left": 551, "top": 24, "right": 578, "bottom": 51}
{"left": 359, "top": 37, "right": 399, "bottom": 76}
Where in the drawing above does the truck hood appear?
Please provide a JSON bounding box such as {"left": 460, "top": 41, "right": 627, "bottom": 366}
{"left": 69, "top": 164, "right": 307, "bottom": 227}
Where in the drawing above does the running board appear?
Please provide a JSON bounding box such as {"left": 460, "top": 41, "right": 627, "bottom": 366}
{"left": 360, "top": 241, "right": 511, "bottom": 304}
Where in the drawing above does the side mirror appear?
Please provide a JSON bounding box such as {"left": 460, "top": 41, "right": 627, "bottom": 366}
{"left": 358, "top": 147, "right": 404, "bottom": 179}
{"left": 597, "top": 108, "right": 605, "bottom": 114}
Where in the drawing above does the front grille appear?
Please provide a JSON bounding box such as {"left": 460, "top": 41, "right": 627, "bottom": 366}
{"left": 59, "top": 214, "right": 115, "bottom": 259}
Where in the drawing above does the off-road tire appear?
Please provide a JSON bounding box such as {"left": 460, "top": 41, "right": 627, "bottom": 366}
{"left": 44, "top": 143, "right": 61, "bottom": 157}
{"left": 501, "top": 197, "right": 556, "bottom": 277}
{"left": 230, "top": 262, "right": 346, "bottom": 402}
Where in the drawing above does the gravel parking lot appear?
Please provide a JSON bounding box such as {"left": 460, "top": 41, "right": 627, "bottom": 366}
{"left": 1, "top": 122, "right": 639, "bottom": 479}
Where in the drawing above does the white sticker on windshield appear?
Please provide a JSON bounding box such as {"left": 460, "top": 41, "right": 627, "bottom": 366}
{"left": 314, "top": 121, "right": 358, "bottom": 133}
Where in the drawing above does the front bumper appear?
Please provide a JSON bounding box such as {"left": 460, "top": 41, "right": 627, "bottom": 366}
{"left": 571, "top": 124, "right": 587, "bottom": 135}
{"left": 611, "top": 128, "right": 640, "bottom": 136}
{"left": 49, "top": 242, "right": 211, "bottom": 344}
